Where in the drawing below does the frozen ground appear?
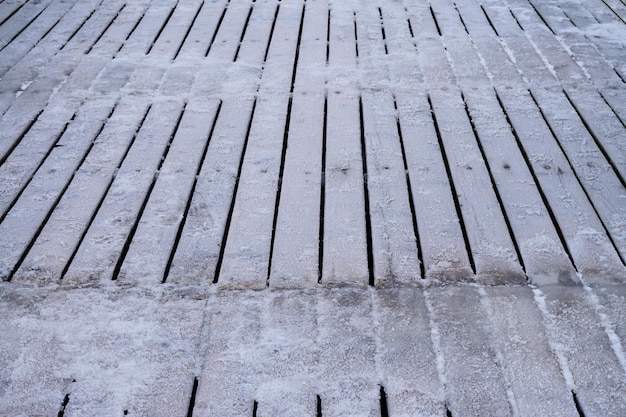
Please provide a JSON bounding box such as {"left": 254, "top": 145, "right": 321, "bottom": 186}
{"left": 0, "top": 0, "right": 625, "bottom": 415}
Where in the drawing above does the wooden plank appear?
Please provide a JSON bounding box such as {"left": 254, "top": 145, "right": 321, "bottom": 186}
{"left": 62, "top": 99, "right": 184, "bottom": 285}
{"left": 117, "top": 0, "right": 180, "bottom": 56}
{"left": 538, "top": 285, "right": 626, "bottom": 416}
{"left": 12, "top": 99, "right": 152, "bottom": 283}
{"left": 317, "top": 288, "right": 378, "bottom": 417}
{"left": 149, "top": 0, "right": 204, "bottom": 59}
{"left": 497, "top": 88, "right": 625, "bottom": 283}
{"left": 0, "top": 0, "right": 75, "bottom": 76}
{"left": 205, "top": 0, "right": 255, "bottom": 60}
{"left": 429, "top": 89, "right": 525, "bottom": 283}
{"left": 376, "top": 288, "right": 446, "bottom": 416}
{"left": 426, "top": 285, "right": 514, "bottom": 416}
{"left": 166, "top": 98, "right": 255, "bottom": 285}
{"left": 85, "top": 0, "right": 151, "bottom": 56}
{"left": 0, "top": 97, "right": 117, "bottom": 281}
{"left": 270, "top": 0, "right": 326, "bottom": 288}
{"left": 383, "top": 4, "right": 473, "bottom": 280}
{"left": 218, "top": 0, "right": 304, "bottom": 289}
{"left": 233, "top": 0, "right": 279, "bottom": 65}
{"left": 174, "top": 0, "right": 228, "bottom": 57}
{"left": 0, "top": 0, "right": 53, "bottom": 50}
{"left": 462, "top": 89, "right": 577, "bottom": 285}
{"left": 117, "top": 98, "right": 220, "bottom": 285}
{"left": 531, "top": 87, "right": 626, "bottom": 262}
{"left": 483, "top": 286, "right": 579, "bottom": 415}
{"left": 0, "top": 0, "right": 29, "bottom": 26}
{"left": 321, "top": 3, "right": 369, "bottom": 285}
{"left": 354, "top": 6, "right": 421, "bottom": 285}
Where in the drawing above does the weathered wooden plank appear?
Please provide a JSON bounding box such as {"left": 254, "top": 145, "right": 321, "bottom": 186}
{"left": 174, "top": 0, "right": 228, "bottom": 57}
{"left": 117, "top": 99, "right": 220, "bottom": 284}
{"left": 0, "top": 0, "right": 53, "bottom": 50}
{"left": 12, "top": 100, "right": 152, "bottom": 283}
{"left": 376, "top": 288, "right": 446, "bottom": 416}
{"left": 462, "top": 89, "right": 577, "bottom": 285}
{"left": 218, "top": 0, "right": 304, "bottom": 289}
{"left": 355, "top": 6, "right": 421, "bottom": 285}
{"left": 497, "top": 88, "right": 625, "bottom": 283}
{"left": 429, "top": 89, "right": 525, "bottom": 283}
{"left": 166, "top": 98, "right": 255, "bottom": 285}
{"left": 383, "top": 4, "right": 473, "bottom": 280}
{"left": 538, "top": 285, "right": 626, "bottom": 416}
{"left": 117, "top": 0, "right": 180, "bottom": 56}
{"left": 149, "top": 0, "right": 203, "bottom": 59}
{"left": 62, "top": 99, "right": 184, "bottom": 285}
{"left": 270, "top": 0, "right": 326, "bottom": 288}
{"left": 317, "top": 288, "right": 378, "bottom": 417}
{"left": 426, "top": 285, "right": 513, "bottom": 416}
{"left": 531, "top": 87, "right": 626, "bottom": 262}
{"left": 321, "top": 3, "right": 369, "bottom": 285}
{"left": 205, "top": 0, "right": 255, "bottom": 60}
{"left": 0, "top": 98, "right": 117, "bottom": 281}
{"left": 483, "top": 286, "right": 579, "bottom": 416}
{"left": 0, "top": 0, "right": 75, "bottom": 76}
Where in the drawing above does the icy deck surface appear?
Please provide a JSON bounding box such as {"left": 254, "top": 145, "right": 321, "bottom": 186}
{"left": 1, "top": 0, "right": 625, "bottom": 415}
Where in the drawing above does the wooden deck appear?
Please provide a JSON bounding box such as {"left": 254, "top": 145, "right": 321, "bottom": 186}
{"left": 0, "top": 0, "right": 625, "bottom": 415}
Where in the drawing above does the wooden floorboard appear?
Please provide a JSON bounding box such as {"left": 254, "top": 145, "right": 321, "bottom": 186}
{"left": 1, "top": 0, "right": 625, "bottom": 415}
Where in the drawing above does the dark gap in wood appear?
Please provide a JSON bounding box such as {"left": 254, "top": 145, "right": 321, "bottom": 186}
{"left": 252, "top": 400, "right": 258, "bottom": 417}
{"left": 0, "top": 2, "right": 51, "bottom": 53}
{"left": 393, "top": 96, "right": 425, "bottom": 279}
{"left": 85, "top": 3, "right": 127, "bottom": 55}
{"left": 378, "top": 8, "right": 388, "bottom": 55}
{"left": 430, "top": 5, "right": 442, "bottom": 36}
{"left": 233, "top": 2, "right": 255, "bottom": 61}
{"left": 326, "top": 8, "right": 330, "bottom": 64}
{"left": 496, "top": 89, "right": 578, "bottom": 271}
{"left": 268, "top": 2, "right": 306, "bottom": 287}
{"left": 407, "top": 17, "right": 414, "bottom": 37}
{"left": 480, "top": 5, "right": 499, "bottom": 37}
{"left": 445, "top": 403, "right": 453, "bottom": 417}
{"left": 173, "top": 1, "right": 205, "bottom": 60}
{"left": 57, "top": 393, "right": 70, "bottom": 417}
{"left": 204, "top": 0, "right": 230, "bottom": 57}
{"left": 613, "top": 68, "right": 626, "bottom": 83}
{"left": 535, "top": 90, "right": 625, "bottom": 265}
{"left": 600, "top": 0, "right": 626, "bottom": 24}
{"left": 0, "top": 1, "right": 28, "bottom": 27}
{"left": 186, "top": 377, "right": 199, "bottom": 417}
{"left": 112, "top": 103, "right": 187, "bottom": 281}
{"left": 527, "top": 1, "right": 556, "bottom": 35}
{"left": 572, "top": 390, "right": 586, "bottom": 417}
{"left": 0, "top": 111, "right": 75, "bottom": 223}
{"left": 8, "top": 101, "right": 118, "bottom": 282}
{"left": 318, "top": 95, "right": 328, "bottom": 284}
{"left": 163, "top": 101, "right": 222, "bottom": 283}
{"left": 461, "top": 92, "right": 526, "bottom": 274}
{"left": 146, "top": 0, "right": 179, "bottom": 54}
{"left": 114, "top": 4, "right": 148, "bottom": 57}
{"left": 124, "top": 410, "right": 128, "bottom": 415}
{"left": 317, "top": 394, "right": 322, "bottom": 417}
{"left": 353, "top": 11, "right": 359, "bottom": 58}
{"left": 263, "top": 3, "right": 280, "bottom": 64}
{"left": 561, "top": 89, "right": 626, "bottom": 190}
{"left": 598, "top": 90, "right": 626, "bottom": 128}
{"left": 0, "top": 109, "right": 44, "bottom": 168}
{"left": 453, "top": 3, "right": 469, "bottom": 34}
{"left": 558, "top": 6, "right": 577, "bottom": 28}
{"left": 379, "top": 386, "right": 389, "bottom": 417}
{"left": 358, "top": 96, "right": 376, "bottom": 286}
{"left": 61, "top": 104, "right": 152, "bottom": 281}
{"left": 214, "top": 99, "right": 257, "bottom": 283}
{"left": 428, "top": 95, "right": 476, "bottom": 275}
{"left": 509, "top": 9, "right": 524, "bottom": 31}
{"left": 59, "top": 4, "right": 100, "bottom": 51}
{"left": 34, "top": 9, "right": 67, "bottom": 49}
